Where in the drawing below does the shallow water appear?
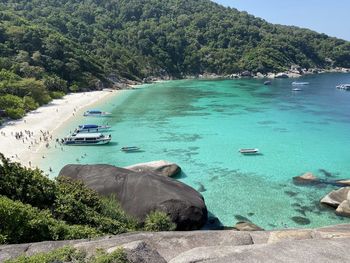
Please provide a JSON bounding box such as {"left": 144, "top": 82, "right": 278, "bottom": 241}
{"left": 39, "top": 73, "right": 350, "bottom": 229}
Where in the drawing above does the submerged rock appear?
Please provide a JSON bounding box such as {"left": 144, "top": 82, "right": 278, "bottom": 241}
{"left": 124, "top": 160, "right": 181, "bottom": 177}
{"left": 293, "top": 172, "right": 319, "bottom": 185}
{"left": 59, "top": 164, "right": 207, "bottom": 230}
{"left": 320, "top": 187, "right": 350, "bottom": 208}
{"left": 234, "top": 222, "right": 264, "bottom": 231}
{"left": 291, "top": 216, "right": 311, "bottom": 225}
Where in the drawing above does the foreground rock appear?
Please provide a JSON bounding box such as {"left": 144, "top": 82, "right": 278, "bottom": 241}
{"left": 125, "top": 160, "right": 181, "bottom": 177}
{"left": 2, "top": 224, "right": 350, "bottom": 263}
{"left": 320, "top": 187, "right": 350, "bottom": 208}
{"left": 293, "top": 172, "right": 319, "bottom": 185}
{"left": 59, "top": 164, "right": 207, "bottom": 230}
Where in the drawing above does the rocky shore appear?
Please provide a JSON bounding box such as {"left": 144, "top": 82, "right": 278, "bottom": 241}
{"left": 2, "top": 224, "right": 350, "bottom": 262}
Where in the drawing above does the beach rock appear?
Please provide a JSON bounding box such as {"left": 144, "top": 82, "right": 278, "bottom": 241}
{"left": 255, "top": 72, "right": 265, "bottom": 78}
{"left": 293, "top": 172, "right": 319, "bottom": 185}
{"left": 275, "top": 72, "right": 289, "bottom": 79}
{"left": 234, "top": 222, "right": 264, "bottom": 231}
{"left": 320, "top": 187, "right": 350, "bottom": 208}
{"left": 240, "top": 70, "right": 252, "bottom": 77}
{"left": 124, "top": 160, "right": 181, "bottom": 177}
{"left": 335, "top": 200, "right": 350, "bottom": 217}
{"left": 58, "top": 164, "right": 207, "bottom": 230}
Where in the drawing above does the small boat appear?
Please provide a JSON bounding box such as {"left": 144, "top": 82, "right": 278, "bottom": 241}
{"left": 263, "top": 81, "right": 271, "bottom": 85}
{"left": 75, "top": 124, "right": 111, "bottom": 133}
{"left": 121, "top": 146, "right": 141, "bottom": 152}
{"left": 292, "top": 81, "right": 309, "bottom": 86}
{"left": 336, "top": 84, "right": 350, "bottom": 91}
{"left": 83, "top": 109, "right": 111, "bottom": 117}
{"left": 62, "top": 133, "right": 111, "bottom": 145}
{"left": 292, "top": 88, "right": 302, "bottom": 91}
{"left": 239, "top": 148, "right": 259, "bottom": 154}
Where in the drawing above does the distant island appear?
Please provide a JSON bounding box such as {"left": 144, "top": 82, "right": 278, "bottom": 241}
{"left": 0, "top": 0, "right": 349, "bottom": 122}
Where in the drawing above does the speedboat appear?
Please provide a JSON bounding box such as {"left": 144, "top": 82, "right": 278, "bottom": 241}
{"left": 292, "top": 88, "right": 302, "bottom": 91}
{"left": 121, "top": 146, "right": 141, "bottom": 152}
{"left": 62, "top": 133, "right": 111, "bottom": 145}
{"left": 239, "top": 148, "right": 259, "bottom": 154}
{"left": 83, "top": 109, "right": 111, "bottom": 117}
{"left": 336, "top": 84, "right": 350, "bottom": 90}
{"left": 75, "top": 124, "right": 111, "bottom": 133}
{"left": 292, "top": 82, "right": 309, "bottom": 86}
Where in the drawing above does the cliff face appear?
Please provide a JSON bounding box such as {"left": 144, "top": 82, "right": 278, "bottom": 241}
{"left": 2, "top": 224, "right": 350, "bottom": 262}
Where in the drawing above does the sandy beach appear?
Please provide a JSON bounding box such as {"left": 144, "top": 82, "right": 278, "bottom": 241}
{"left": 0, "top": 89, "right": 120, "bottom": 168}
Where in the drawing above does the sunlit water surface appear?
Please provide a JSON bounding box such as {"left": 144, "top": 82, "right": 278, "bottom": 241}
{"left": 39, "top": 73, "right": 350, "bottom": 229}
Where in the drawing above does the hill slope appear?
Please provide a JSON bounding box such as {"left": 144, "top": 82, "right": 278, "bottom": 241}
{"left": 0, "top": 0, "right": 349, "bottom": 119}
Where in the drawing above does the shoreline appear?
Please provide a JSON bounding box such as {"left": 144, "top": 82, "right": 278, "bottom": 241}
{"left": 0, "top": 89, "right": 122, "bottom": 168}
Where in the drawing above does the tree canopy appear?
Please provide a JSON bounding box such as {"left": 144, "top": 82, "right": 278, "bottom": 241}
{"left": 0, "top": 0, "right": 349, "bottom": 120}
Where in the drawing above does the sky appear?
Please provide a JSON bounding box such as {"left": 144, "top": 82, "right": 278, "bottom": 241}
{"left": 214, "top": 0, "right": 350, "bottom": 41}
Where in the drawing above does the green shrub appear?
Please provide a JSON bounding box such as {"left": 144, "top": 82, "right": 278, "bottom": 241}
{"left": 100, "top": 195, "right": 138, "bottom": 231}
{"left": 0, "top": 154, "right": 56, "bottom": 209}
{"left": 0, "top": 234, "right": 7, "bottom": 244}
{"left": 0, "top": 196, "right": 99, "bottom": 243}
{"left": 144, "top": 211, "right": 176, "bottom": 232}
{"left": 5, "top": 246, "right": 87, "bottom": 263}
{"left": 49, "top": 91, "right": 65, "bottom": 99}
{"left": 5, "top": 246, "right": 129, "bottom": 263}
{"left": 91, "top": 248, "right": 129, "bottom": 263}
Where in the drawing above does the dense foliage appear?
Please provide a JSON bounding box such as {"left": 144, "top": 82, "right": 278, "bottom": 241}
{"left": 0, "top": 153, "right": 140, "bottom": 244}
{"left": 144, "top": 211, "right": 176, "bottom": 231}
{"left": 0, "top": 0, "right": 349, "bottom": 120}
{"left": 5, "top": 246, "right": 129, "bottom": 263}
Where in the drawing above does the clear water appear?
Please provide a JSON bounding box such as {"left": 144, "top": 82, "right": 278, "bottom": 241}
{"left": 39, "top": 73, "right": 350, "bottom": 230}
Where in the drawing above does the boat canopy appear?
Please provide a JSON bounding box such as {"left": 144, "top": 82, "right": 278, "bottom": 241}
{"left": 87, "top": 110, "right": 102, "bottom": 114}
{"left": 73, "top": 133, "right": 103, "bottom": 138}
{"left": 79, "top": 124, "right": 99, "bottom": 129}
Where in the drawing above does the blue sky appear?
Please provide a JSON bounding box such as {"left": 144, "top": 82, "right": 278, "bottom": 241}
{"left": 214, "top": 0, "right": 350, "bottom": 41}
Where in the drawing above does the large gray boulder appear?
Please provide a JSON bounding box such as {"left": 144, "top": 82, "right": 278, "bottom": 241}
{"left": 125, "top": 160, "right": 181, "bottom": 177}
{"left": 58, "top": 164, "right": 207, "bottom": 230}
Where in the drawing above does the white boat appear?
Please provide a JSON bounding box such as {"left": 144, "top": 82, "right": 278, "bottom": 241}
{"left": 336, "top": 84, "right": 350, "bottom": 90}
{"left": 75, "top": 124, "right": 111, "bottom": 133}
{"left": 62, "top": 133, "right": 111, "bottom": 145}
{"left": 121, "top": 146, "right": 141, "bottom": 152}
{"left": 239, "top": 148, "right": 259, "bottom": 154}
{"left": 292, "top": 82, "right": 309, "bottom": 86}
{"left": 292, "top": 88, "right": 302, "bottom": 91}
{"left": 83, "top": 109, "right": 111, "bottom": 117}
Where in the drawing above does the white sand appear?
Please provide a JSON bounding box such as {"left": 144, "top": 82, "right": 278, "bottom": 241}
{"left": 0, "top": 90, "right": 120, "bottom": 167}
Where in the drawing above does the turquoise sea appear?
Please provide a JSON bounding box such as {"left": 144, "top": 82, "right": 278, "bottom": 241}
{"left": 39, "top": 73, "right": 350, "bottom": 230}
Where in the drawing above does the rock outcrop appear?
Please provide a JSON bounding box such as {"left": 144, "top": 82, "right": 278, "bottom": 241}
{"left": 320, "top": 187, "right": 350, "bottom": 208}
{"left": 125, "top": 160, "right": 181, "bottom": 177}
{"left": 58, "top": 164, "right": 207, "bottom": 230}
{"left": 336, "top": 200, "right": 350, "bottom": 217}
{"left": 2, "top": 224, "right": 350, "bottom": 263}
{"left": 293, "top": 172, "right": 319, "bottom": 185}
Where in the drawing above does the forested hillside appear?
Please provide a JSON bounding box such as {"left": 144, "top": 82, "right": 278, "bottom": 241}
{"left": 0, "top": 0, "right": 349, "bottom": 120}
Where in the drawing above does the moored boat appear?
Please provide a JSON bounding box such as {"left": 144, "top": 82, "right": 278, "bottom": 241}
{"left": 62, "top": 133, "right": 111, "bottom": 145}
{"left": 75, "top": 124, "right": 111, "bottom": 133}
{"left": 292, "top": 88, "right": 302, "bottom": 91}
{"left": 239, "top": 148, "right": 259, "bottom": 154}
{"left": 336, "top": 84, "right": 350, "bottom": 90}
{"left": 121, "top": 146, "right": 141, "bottom": 152}
{"left": 83, "top": 109, "right": 111, "bottom": 117}
{"left": 292, "top": 81, "right": 309, "bottom": 86}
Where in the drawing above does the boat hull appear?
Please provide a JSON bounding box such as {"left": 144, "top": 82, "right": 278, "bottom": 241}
{"left": 63, "top": 139, "right": 111, "bottom": 145}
